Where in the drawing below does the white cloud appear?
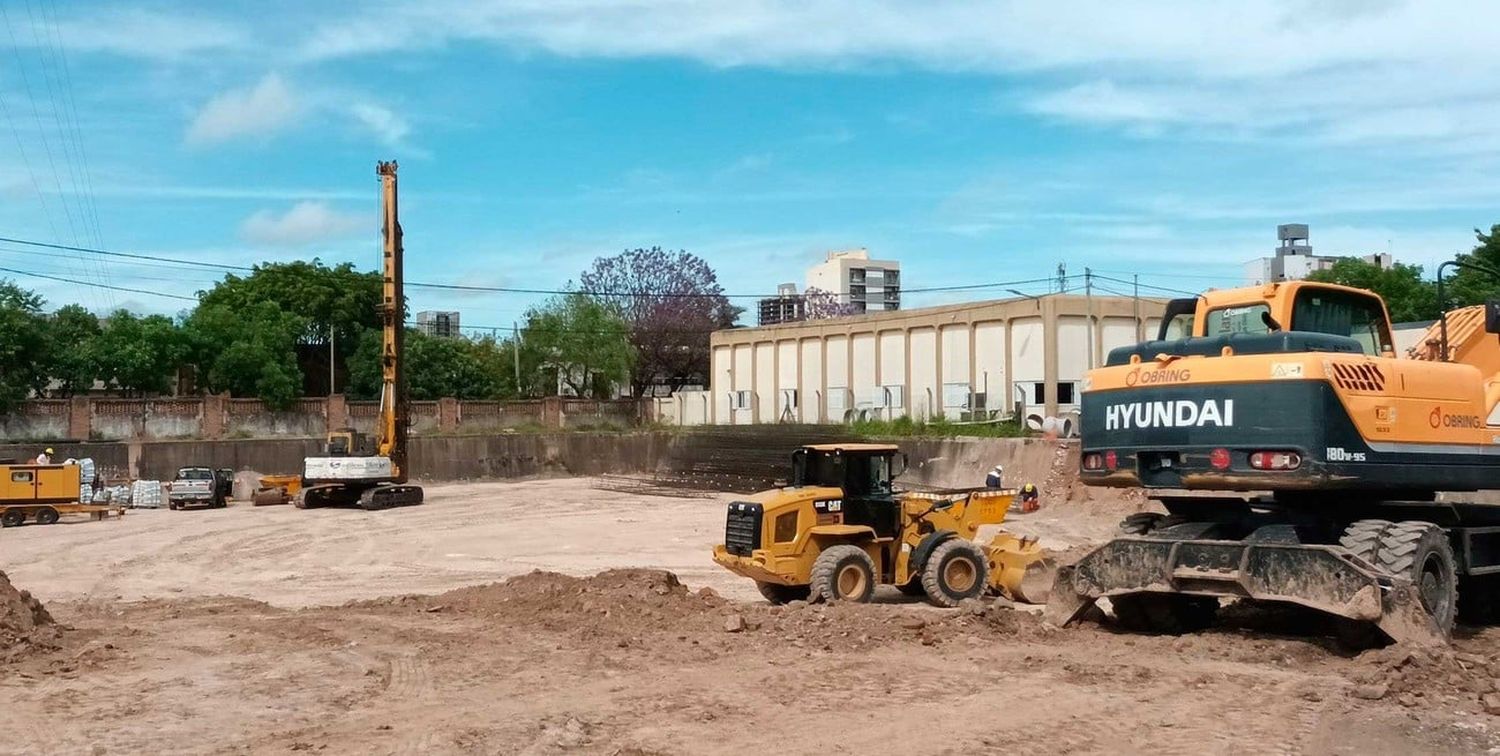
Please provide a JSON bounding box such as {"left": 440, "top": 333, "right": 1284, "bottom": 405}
{"left": 240, "top": 201, "right": 367, "bottom": 246}
{"left": 38, "top": 9, "right": 249, "bottom": 61}
{"left": 348, "top": 102, "right": 411, "bottom": 146}
{"left": 274, "top": 0, "right": 1500, "bottom": 153}
{"left": 185, "top": 74, "right": 300, "bottom": 146}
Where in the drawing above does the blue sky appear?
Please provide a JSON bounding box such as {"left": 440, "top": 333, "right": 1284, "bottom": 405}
{"left": 3, "top": 1, "right": 1499, "bottom": 328}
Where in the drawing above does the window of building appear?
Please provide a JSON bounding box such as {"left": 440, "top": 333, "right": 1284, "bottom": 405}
{"left": 1057, "top": 382, "right": 1076, "bottom": 404}
{"left": 730, "top": 390, "right": 752, "bottom": 410}
{"left": 1032, "top": 383, "right": 1046, "bottom": 405}
{"left": 942, "top": 383, "right": 971, "bottom": 409}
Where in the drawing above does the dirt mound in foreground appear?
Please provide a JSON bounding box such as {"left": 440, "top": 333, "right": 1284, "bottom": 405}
{"left": 0, "top": 570, "right": 59, "bottom": 658}
{"left": 365, "top": 569, "right": 729, "bottom": 636}
{"left": 1349, "top": 645, "right": 1500, "bottom": 712}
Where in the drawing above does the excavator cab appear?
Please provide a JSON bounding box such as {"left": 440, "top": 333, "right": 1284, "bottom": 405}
{"left": 324, "top": 428, "right": 374, "bottom": 457}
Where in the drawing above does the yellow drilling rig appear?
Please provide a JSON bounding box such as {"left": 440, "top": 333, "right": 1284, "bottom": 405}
{"left": 273, "top": 161, "right": 423, "bottom": 510}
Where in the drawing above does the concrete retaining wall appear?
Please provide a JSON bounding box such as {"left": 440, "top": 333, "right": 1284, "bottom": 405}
{"left": 896, "top": 437, "right": 1064, "bottom": 491}
{"left": 0, "top": 429, "right": 1058, "bottom": 493}
{"left": 0, "top": 432, "right": 673, "bottom": 484}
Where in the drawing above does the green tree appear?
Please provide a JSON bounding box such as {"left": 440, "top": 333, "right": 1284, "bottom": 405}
{"left": 522, "top": 293, "right": 634, "bottom": 398}
{"left": 195, "top": 260, "right": 382, "bottom": 393}
{"left": 1447, "top": 224, "right": 1500, "bottom": 309}
{"left": 183, "top": 302, "right": 305, "bottom": 409}
{"left": 0, "top": 281, "right": 51, "bottom": 411}
{"left": 93, "top": 310, "right": 186, "bottom": 397}
{"left": 45, "top": 304, "right": 102, "bottom": 396}
{"left": 1305, "top": 258, "right": 1439, "bottom": 322}
{"left": 347, "top": 329, "right": 515, "bottom": 401}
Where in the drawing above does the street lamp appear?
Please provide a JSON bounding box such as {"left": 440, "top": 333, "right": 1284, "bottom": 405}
{"left": 1006, "top": 289, "right": 1043, "bottom": 308}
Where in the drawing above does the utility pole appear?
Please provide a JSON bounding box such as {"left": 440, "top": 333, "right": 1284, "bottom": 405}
{"left": 329, "top": 323, "right": 336, "bottom": 395}
{"left": 1133, "top": 273, "right": 1142, "bottom": 341}
{"left": 1084, "top": 267, "right": 1095, "bottom": 369}
{"left": 512, "top": 322, "right": 522, "bottom": 396}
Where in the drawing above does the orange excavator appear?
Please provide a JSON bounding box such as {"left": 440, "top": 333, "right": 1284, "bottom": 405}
{"left": 1048, "top": 271, "right": 1500, "bottom": 644}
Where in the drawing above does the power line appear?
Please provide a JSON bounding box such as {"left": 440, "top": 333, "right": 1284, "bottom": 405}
{"left": 0, "top": 234, "right": 1079, "bottom": 300}
{"left": 1092, "top": 273, "right": 1199, "bottom": 298}
{"left": 0, "top": 236, "right": 253, "bottom": 271}
{"left": 0, "top": 265, "right": 197, "bottom": 302}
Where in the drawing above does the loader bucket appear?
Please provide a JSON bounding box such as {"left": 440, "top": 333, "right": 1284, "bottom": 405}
{"left": 1045, "top": 536, "right": 1445, "bottom": 646}
{"left": 986, "top": 534, "right": 1057, "bottom": 604}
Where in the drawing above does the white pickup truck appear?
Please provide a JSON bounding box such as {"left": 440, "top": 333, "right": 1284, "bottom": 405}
{"left": 167, "top": 467, "right": 232, "bottom": 510}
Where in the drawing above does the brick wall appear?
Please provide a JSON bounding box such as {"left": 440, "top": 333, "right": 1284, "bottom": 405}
{"left": 0, "top": 395, "right": 650, "bottom": 442}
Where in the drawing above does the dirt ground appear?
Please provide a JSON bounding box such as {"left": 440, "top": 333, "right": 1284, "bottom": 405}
{"left": 2, "top": 477, "right": 1499, "bottom": 755}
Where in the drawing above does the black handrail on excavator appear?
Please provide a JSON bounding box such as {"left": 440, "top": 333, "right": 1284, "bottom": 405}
{"left": 1435, "top": 258, "right": 1500, "bottom": 361}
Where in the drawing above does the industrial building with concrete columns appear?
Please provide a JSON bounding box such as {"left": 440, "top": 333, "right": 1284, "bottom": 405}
{"left": 702, "top": 293, "right": 1168, "bottom": 427}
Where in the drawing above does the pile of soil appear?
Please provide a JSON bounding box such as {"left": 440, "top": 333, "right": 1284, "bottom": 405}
{"left": 722, "top": 596, "right": 1056, "bottom": 652}
{"left": 1350, "top": 645, "right": 1500, "bottom": 712}
{"left": 0, "top": 570, "right": 59, "bottom": 659}
{"left": 363, "top": 569, "right": 729, "bottom": 637}
{"left": 1040, "top": 443, "right": 1149, "bottom": 516}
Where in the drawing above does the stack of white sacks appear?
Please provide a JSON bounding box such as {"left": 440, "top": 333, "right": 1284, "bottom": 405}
{"left": 65, "top": 458, "right": 97, "bottom": 504}
{"left": 130, "top": 480, "right": 164, "bottom": 509}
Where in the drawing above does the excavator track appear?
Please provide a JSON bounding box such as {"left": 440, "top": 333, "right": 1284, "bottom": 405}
{"left": 358, "top": 484, "right": 423, "bottom": 510}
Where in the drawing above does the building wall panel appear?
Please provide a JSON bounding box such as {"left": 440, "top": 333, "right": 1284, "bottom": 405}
{"left": 799, "top": 340, "right": 823, "bottom": 423}
{"left": 852, "top": 333, "right": 877, "bottom": 409}
{"left": 973, "top": 321, "right": 1006, "bottom": 411}
{"left": 909, "top": 327, "right": 937, "bottom": 420}
{"left": 712, "top": 346, "right": 732, "bottom": 422}
{"left": 940, "top": 324, "right": 971, "bottom": 404}
{"left": 732, "top": 344, "right": 752, "bottom": 422}
{"left": 754, "top": 342, "right": 776, "bottom": 423}
{"left": 776, "top": 340, "right": 799, "bottom": 420}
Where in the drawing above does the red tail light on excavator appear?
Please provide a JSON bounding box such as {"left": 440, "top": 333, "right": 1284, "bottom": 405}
{"left": 1210, "top": 448, "right": 1231, "bottom": 470}
{"left": 1105, "top": 451, "right": 1119, "bottom": 471}
{"left": 1249, "top": 451, "right": 1302, "bottom": 471}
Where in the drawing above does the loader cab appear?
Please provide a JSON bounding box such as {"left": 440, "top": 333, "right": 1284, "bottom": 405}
{"left": 791, "top": 444, "right": 907, "bottom": 539}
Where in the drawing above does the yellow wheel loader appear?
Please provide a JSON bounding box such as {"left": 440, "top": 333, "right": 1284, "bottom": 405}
{"left": 1048, "top": 271, "right": 1500, "bottom": 645}
{"left": 712, "top": 443, "right": 1054, "bottom": 606}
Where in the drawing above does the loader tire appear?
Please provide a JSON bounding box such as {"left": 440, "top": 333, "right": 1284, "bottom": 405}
{"left": 809, "top": 545, "right": 876, "bottom": 604}
{"left": 756, "top": 582, "right": 812, "bottom": 605}
{"left": 1374, "top": 521, "right": 1457, "bottom": 635}
{"left": 1110, "top": 593, "right": 1218, "bottom": 634}
{"left": 921, "top": 539, "right": 989, "bottom": 608}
